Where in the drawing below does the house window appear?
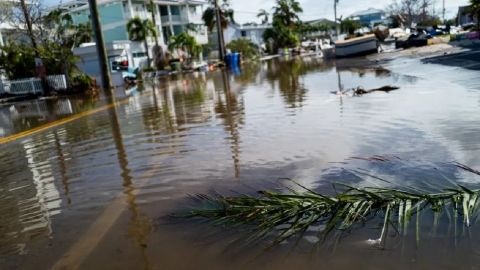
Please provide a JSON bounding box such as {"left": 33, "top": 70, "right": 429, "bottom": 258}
{"left": 170, "top": 6, "right": 180, "bottom": 16}
{"left": 159, "top": 6, "right": 168, "bottom": 16}
{"left": 163, "top": 26, "right": 172, "bottom": 43}
{"left": 241, "top": 31, "right": 247, "bottom": 37}
{"left": 133, "top": 52, "right": 147, "bottom": 58}
{"left": 173, "top": 25, "right": 183, "bottom": 35}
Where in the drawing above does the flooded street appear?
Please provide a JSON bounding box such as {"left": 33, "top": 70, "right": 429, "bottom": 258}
{"left": 2, "top": 55, "right": 480, "bottom": 269}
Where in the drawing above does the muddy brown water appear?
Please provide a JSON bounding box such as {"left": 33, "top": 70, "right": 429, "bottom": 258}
{"left": 1, "top": 56, "right": 480, "bottom": 269}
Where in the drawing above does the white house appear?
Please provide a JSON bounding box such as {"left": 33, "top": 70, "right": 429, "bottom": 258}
{"left": 223, "top": 23, "right": 271, "bottom": 48}
{"left": 0, "top": 0, "right": 33, "bottom": 46}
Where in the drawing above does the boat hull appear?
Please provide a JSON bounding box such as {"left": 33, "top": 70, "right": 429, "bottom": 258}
{"left": 335, "top": 35, "right": 379, "bottom": 58}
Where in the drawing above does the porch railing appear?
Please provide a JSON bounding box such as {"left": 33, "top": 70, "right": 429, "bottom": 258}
{"left": 0, "top": 75, "right": 68, "bottom": 96}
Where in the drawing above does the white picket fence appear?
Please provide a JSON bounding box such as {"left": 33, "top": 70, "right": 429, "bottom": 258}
{"left": 0, "top": 75, "right": 68, "bottom": 96}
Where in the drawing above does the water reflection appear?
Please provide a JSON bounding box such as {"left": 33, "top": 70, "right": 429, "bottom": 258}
{"left": 0, "top": 97, "right": 100, "bottom": 137}
{"left": 1, "top": 56, "right": 480, "bottom": 269}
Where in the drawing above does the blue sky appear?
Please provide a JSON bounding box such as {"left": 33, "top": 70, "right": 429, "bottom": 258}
{"left": 44, "top": 0, "right": 470, "bottom": 23}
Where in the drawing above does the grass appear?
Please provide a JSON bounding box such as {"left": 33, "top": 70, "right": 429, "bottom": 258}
{"left": 185, "top": 162, "right": 480, "bottom": 248}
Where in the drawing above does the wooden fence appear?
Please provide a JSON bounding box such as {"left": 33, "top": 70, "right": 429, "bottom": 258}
{"left": 0, "top": 75, "right": 68, "bottom": 96}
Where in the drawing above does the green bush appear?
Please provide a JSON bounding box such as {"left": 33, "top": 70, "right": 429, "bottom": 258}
{"left": 71, "top": 73, "right": 95, "bottom": 92}
{"left": 0, "top": 43, "right": 36, "bottom": 79}
{"left": 226, "top": 38, "right": 259, "bottom": 60}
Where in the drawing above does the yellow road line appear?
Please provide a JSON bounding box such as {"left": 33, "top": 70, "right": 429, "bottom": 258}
{"left": 0, "top": 98, "right": 132, "bottom": 145}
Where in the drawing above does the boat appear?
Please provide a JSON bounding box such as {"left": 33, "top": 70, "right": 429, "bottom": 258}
{"left": 334, "top": 34, "right": 379, "bottom": 58}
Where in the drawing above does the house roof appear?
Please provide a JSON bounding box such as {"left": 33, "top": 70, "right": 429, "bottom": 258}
{"left": 229, "top": 22, "right": 272, "bottom": 30}
{"left": 349, "top": 8, "right": 384, "bottom": 17}
{"left": 304, "top": 18, "right": 335, "bottom": 25}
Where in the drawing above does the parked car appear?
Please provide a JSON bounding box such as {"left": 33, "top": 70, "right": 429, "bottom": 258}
{"left": 395, "top": 33, "right": 432, "bottom": 49}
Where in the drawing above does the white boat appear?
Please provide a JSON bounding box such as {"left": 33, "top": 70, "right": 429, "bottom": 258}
{"left": 334, "top": 34, "right": 379, "bottom": 58}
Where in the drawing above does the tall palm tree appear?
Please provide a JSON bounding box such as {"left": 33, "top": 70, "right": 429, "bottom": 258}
{"left": 272, "top": 0, "right": 303, "bottom": 28}
{"left": 257, "top": 9, "right": 269, "bottom": 24}
{"left": 202, "top": 0, "right": 235, "bottom": 32}
{"left": 126, "top": 17, "right": 157, "bottom": 67}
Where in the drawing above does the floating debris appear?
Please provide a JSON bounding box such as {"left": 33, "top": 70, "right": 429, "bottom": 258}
{"left": 333, "top": 85, "right": 400, "bottom": 96}
{"left": 185, "top": 163, "right": 480, "bottom": 249}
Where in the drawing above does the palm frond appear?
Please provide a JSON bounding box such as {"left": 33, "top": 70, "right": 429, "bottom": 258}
{"left": 186, "top": 166, "right": 480, "bottom": 248}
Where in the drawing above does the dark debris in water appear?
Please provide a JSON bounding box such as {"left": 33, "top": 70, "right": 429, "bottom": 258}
{"left": 332, "top": 85, "right": 400, "bottom": 96}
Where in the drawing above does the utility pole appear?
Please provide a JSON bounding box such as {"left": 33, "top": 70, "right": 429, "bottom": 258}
{"left": 214, "top": 0, "right": 226, "bottom": 61}
{"left": 87, "top": 0, "right": 113, "bottom": 93}
{"left": 334, "top": 0, "right": 340, "bottom": 38}
{"left": 442, "top": 0, "right": 446, "bottom": 23}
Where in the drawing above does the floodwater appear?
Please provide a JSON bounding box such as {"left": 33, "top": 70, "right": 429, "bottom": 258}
{"left": 2, "top": 54, "right": 480, "bottom": 270}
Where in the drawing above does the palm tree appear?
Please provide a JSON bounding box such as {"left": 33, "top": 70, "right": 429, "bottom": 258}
{"left": 202, "top": 0, "right": 235, "bottom": 32}
{"left": 257, "top": 9, "right": 269, "bottom": 24}
{"left": 272, "top": 0, "right": 303, "bottom": 28}
{"left": 168, "top": 32, "right": 202, "bottom": 62}
{"left": 126, "top": 17, "right": 157, "bottom": 67}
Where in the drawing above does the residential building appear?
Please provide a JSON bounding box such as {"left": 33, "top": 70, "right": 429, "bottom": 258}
{"left": 223, "top": 23, "right": 271, "bottom": 48}
{"left": 348, "top": 8, "right": 388, "bottom": 27}
{"left": 303, "top": 18, "right": 335, "bottom": 38}
{"left": 54, "top": 0, "right": 208, "bottom": 66}
{"left": 458, "top": 5, "right": 478, "bottom": 27}
{"left": 0, "top": 0, "right": 32, "bottom": 46}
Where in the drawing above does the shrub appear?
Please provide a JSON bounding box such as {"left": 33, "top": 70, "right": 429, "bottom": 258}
{"left": 226, "top": 38, "right": 259, "bottom": 60}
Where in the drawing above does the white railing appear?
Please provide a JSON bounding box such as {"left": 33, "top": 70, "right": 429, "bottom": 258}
{"left": 7, "top": 78, "right": 43, "bottom": 95}
{"left": 0, "top": 75, "right": 68, "bottom": 96}
{"left": 46, "top": 74, "right": 68, "bottom": 91}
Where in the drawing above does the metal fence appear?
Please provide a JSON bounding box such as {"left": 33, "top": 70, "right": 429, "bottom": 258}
{"left": 0, "top": 75, "right": 68, "bottom": 96}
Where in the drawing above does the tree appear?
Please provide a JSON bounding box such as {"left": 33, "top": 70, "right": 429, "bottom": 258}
{"left": 226, "top": 38, "right": 259, "bottom": 60}
{"left": 42, "top": 9, "right": 92, "bottom": 48}
{"left": 262, "top": 0, "right": 303, "bottom": 52}
{"left": 470, "top": 0, "right": 480, "bottom": 30}
{"left": 257, "top": 9, "right": 269, "bottom": 24}
{"left": 168, "top": 32, "right": 202, "bottom": 62}
{"left": 202, "top": 0, "right": 235, "bottom": 32}
{"left": 127, "top": 17, "right": 157, "bottom": 67}
{"left": 340, "top": 19, "right": 361, "bottom": 35}
{"left": 387, "top": 0, "right": 437, "bottom": 27}
{"left": 272, "top": 0, "right": 303, "bottom": 28}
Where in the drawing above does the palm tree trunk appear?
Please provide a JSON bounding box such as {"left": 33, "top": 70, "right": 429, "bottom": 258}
{"left": 144, "top": 39, "right": 151, "bottom": 67}
{"left": 149, "top": 0, "right": 159, "bottom": 48}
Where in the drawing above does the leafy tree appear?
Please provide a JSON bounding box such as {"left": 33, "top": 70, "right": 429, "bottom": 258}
{"left": 470, "top": 0, "right": 480, "bottom": 30}
{"left": 127, "top": 17, "right": 157, "bottom": 67}
{"left": 340, "top": 19, "right": 361, "bottom": 35}
{"left": 226, "top": 38, "right": 259, "bottom": 60}
{"left": 257, "top": 9, "right": 269, "bottom": 24}
{"left": 42, "top": 9, "right": 92, "bottom": 48}
{"left": 202, "top": 0, "right": 235, "bottom": 32}
{"left": 386, "top": 0, "right": 436, "bottom": 27}
{"left": 0, "top": 43, "right": 36, "bottom": 78}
